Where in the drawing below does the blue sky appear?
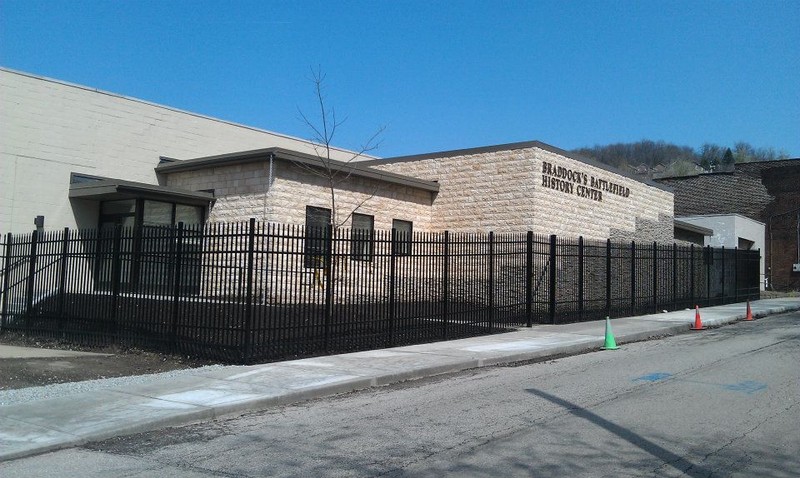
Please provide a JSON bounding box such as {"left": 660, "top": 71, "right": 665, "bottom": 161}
{"left": 2, "top": 0, "right": 798, "bottom": 158}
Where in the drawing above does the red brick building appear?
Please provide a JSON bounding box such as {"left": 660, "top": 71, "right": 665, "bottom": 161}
{"left": 656, "top": 159, "right": 800, "bottom": 291}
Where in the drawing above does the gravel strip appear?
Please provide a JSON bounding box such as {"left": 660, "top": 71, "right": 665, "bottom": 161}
{"left": 0, "top": 364, "right": 226, "bottom": 407}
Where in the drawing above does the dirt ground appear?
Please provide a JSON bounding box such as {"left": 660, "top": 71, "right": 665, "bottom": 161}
{"left": 2, "top": 292, "right": 796, "bottom": 391}
{"left": 0, "top": 333, "right": 215, "bottom": 391}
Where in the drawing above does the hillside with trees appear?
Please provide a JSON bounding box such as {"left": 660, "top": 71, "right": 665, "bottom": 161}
{"left": 572, "top": 141, "right": 791, "bottom": 178}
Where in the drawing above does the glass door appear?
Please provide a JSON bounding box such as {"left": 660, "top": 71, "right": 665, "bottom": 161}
{"left": 96, "top": 200, "right": 136, "bottom": 291}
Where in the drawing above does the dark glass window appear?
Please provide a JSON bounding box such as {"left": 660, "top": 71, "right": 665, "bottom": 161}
{"left": 101, "top": 199, "right": 136, "bottom": 216}
{"left": 305, "top": 206, "right": 331, "bottom": 269}
{"left": 96, "top": 199, "right": 205, "bottom": 294}
{"left": 176, "top": 204, "right": 204, "bottom": 225}
{"left": 392, "top": 219, "right": 413, "bottom": 256}
{"left": 143, "top": 200, "right": 173, "bottom": 226}
{"left": 350, "top": 213, "right": 374, "bottom": 261}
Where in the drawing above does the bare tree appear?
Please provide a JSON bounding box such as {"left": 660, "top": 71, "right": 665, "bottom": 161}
{"left": 294, "top": 68, "right": 385, "bottom": 229}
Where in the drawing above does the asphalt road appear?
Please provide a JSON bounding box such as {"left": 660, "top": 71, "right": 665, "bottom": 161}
{"left": 3, "top": 312, "right": 798, "bottom": 477}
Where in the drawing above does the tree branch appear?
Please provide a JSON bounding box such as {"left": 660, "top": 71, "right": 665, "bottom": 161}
{"left": 291, "top": 67, "right": 385, "bottom": 229}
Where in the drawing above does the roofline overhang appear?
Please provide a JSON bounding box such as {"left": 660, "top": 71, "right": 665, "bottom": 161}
{"left": 155, "top": 147, "right": 440, "bottom": 193}
{"left": 358, "top": 140, "right": 673, "bottom": 193}
{"left": 673, "top": 219, "right": 714, "bottom": 236}
{"left": 678, "top": 213, "right": 766, "bottom": 227}
{"left": 69, "top": 174, "right": 214, "bottom": 205}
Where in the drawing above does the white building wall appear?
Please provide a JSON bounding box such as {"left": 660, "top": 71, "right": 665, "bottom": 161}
{"left": 0, "top": 68, "right": 371, "bottom": 234}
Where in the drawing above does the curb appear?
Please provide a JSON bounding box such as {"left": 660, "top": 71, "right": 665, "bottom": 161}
{"left": 2, "top": 302, "right": 799, "bottom": 462}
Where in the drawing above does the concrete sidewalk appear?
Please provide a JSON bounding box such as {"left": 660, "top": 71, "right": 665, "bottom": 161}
{"left": 1, "top": 298, "right": 798, "bottom": 462}
{"left": 0, "top": 344, "right": 111, "bottom": 359}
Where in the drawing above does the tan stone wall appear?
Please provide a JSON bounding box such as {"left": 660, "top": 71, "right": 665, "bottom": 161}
{"left": 531, "top": 148, "right": 674, "bottom": 243}
{"left": 370, "top": 146, "right": 674, "bottom": 242}
{"left": 167, "top": 144, "right": 673, "bottom": 243}
{"left": 166, "top": 159, "right": 434, "bottom": 230}
{"left": 369, "top": 148, "right": 538, "bottom": 233}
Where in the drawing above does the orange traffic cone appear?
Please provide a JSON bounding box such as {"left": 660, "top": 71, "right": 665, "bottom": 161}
{"left": 745, "top": 300, "right": 753, "bottom": 321}
{"left": 690, "top": 305, "right": 707, "bottom": 330}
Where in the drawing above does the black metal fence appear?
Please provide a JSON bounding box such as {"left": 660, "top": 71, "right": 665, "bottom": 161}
{"left": 0, "top": 220, "right": 760, "bottom": 363}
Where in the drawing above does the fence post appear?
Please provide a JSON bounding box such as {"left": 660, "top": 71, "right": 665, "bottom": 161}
{"left": 1, "top": 233, "right": 12, "bottom": 332}
{"left": 720, "top": 245, "right": 725, "bottom": 304}
{"left": 488, "top": 231, "right": 494, "bottom": 331}
{"left": 755, "top": 249, "right": 761, "bottom": 299}
{"left": 652, "top": 241, "right": 658, "bottom": 313}
{"left": 443, "top": 231, "right": 450, "bottom": 339}
{"left": 110, "top": 224, "right": 122, "bottom": 337}
{"left": 630, "top": 241, "right": 636, "bottom": 313}
{"left": 733, "top": 247, "right": 739, "bottom": 302}
{"left": 605, "top": 238, "right": 611, "bottom": 317}
{"left": 170, "top": 222, "right": 185, "bottom": 354}
{"left": 578, "top": 236, "right": 584, "bottom": 322}
{"left": 388, "top": 228, "right": 397, "bottom": 346}
{"left": 57, "top": 228, "right": 70, "bottom": 326}
{"left": 690, "top": 244, "right": 695, "bottom": 307}
{"left": 706, "top": 246, "right": 712, "bottom": 306}
{"left": 548, "top": 234, "right": 557, "bottom": 325}
{"left": 243, "top": 219, "right": 256, "bottom": 362}
{"left": 672, "top": 243, "right": 678, "bottom": 310}
{"left": 525, "top": 231, "right": 533, "bottom": 327}
{"left": 25, "top": 229, "right": 39, "bottom": 330}
{"left": 323, "top": 223, "right": 333, "bottom": 353}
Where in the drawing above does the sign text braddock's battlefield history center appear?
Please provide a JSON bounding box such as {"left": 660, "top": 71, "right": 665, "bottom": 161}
{"left": 540, "top": 161, "right": 631, "bottom": 202}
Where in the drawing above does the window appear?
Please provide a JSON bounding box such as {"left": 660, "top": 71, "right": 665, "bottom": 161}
{"left": 305, "top": 206, "right": 331, "bottom": 268}
{"left": 350, "top": 213, "right": 374, "bottom": 261}
{"left": 101, "top": 199, "right": 137, "bottom": 216}
{"left": 392, "top": 219, "right": 413, "bottom": 256}
{"left": 100, "top": 199, "right": 204, "bottom": 229}
{"left": 96, "top": 199, "right": 205, "bottom": 294}
{"left": 142, "top": 200, "right": 204, "bottom": 227}
{"left": 176, "top": 204, "right": 204, "bottom": 225}
{"left": 143, "top": 200, "right": 173, "bottom": 226}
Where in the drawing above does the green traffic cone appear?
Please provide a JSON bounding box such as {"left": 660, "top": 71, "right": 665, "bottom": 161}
{"left": 601, "top": 316, "right": 619, "bottom": 350}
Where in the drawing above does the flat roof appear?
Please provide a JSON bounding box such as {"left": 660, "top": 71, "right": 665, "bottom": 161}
{"left": 69, "top": 173, "right": 214, "bottom": 206}
{"left": 678, "top": 214, "right": 766, "bottom": 227}
{"left": 359, "top": 140, "right": 673, "bottom": 192}
{"left": 156, "top": 147, "right": 441, "bottom": 193}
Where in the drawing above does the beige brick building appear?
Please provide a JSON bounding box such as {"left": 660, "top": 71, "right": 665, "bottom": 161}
{"left": 148, "top": 141, "right": 674, "bottom": 245}
{"left": 362, "top": 142, "right": 674, "bottom": 242}
{"left": 2, "top": 67, "right": 674, "bottom": 246}
{"left": 158, "top": 148, "right": 438, "bottom": 232}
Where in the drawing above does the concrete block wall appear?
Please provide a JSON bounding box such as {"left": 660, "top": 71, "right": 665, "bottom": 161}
{"left": 165, "top": 158, "right": 435, "bottom": 231}
{"left": 367, "top": 148, "right": 538, "bottom": 233}
{"left": 533, "top": 148, "right": 674, "bottom": 243}
{"left": 369, "top": 145, "right": 674, "bottom": 242}
{"left": 0, "top": 68, "right": 368, "bottom": 233}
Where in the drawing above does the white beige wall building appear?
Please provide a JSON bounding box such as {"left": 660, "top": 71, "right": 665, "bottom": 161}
{"left": 0, "top": 68, "right": 370, "bottom": 234}
{"left": 2, "top": 67, "right": 675, "bottom": 246}
{"left": 362, "top": 142, "right": 674, "bottom": 242}
{"left": 161, "top": 149, "right": 437, "bottom": 232}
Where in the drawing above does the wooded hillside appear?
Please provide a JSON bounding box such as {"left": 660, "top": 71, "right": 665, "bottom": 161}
{"left": 572, "top": 141, "right": 791, "bottom": 178}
